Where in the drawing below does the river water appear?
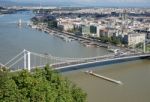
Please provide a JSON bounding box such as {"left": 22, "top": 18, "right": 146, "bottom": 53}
{"left": 0, "top": 11, "right": 109, "bottom": 64}
{"left": 0, "top": 11, "right": 150, "bottom": 102}
{"left": 64, "top": 59, "right": 150, "bottom": 102}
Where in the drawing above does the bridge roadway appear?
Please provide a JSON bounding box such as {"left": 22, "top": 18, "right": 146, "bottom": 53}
{"left": 51, "top": 53, "right": 150, "bottom": 72}
{"left": 1, "top": 50, "right": 149, "bottom": 72}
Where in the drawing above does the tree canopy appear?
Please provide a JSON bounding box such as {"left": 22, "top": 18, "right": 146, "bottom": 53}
{"left": 0, "top": 66, "right": 87, "bottom": 102}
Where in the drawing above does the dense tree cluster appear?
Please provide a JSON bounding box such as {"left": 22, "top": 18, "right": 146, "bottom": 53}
{"left": 31, "top": 16, "right": 58, "bottom": 29}
{"left": 146, "top": 44, "right": 150, "bottom": 51}
{"left": 47, "top": 21, "right": 58, "bottom": 29}
{"left": 0, "top": 66, "right": 87, "bottom": 102}
{"left": 97, "top": 36, "right": 122, "bottom": 45}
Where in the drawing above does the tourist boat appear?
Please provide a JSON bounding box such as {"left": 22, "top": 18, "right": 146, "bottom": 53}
{"left": 108, "top": 48, "right": 120, "bottom": 54}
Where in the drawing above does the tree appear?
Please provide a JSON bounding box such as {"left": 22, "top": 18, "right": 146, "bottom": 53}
{"left": 111, "top": 37, "right": 121, "bottom": 45}
{"left": 0, "top": 66, "right": 87, "bottom": 102}
{"left": 48, "top": 20, "right": 58, "bottom": 28}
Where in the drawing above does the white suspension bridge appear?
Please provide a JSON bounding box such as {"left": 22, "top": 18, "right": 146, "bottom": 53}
{"left": 0, "top": 49, "right": 149, "bottom": 72}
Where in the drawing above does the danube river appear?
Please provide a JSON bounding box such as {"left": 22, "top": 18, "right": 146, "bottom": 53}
{"left": 0, "top": 11, "right": 109, "bottom": 64}
{"left": 0, "top": 11, "right": 150, "bottom": 102}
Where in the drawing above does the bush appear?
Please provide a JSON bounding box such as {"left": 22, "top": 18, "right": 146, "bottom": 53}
{"left": 0, "top": 66, "right": 87, "bottom": 102}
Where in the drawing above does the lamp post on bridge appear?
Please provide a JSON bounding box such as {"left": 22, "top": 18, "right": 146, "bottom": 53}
{"left": 143, "top": 41, "right": 146, "bottom": 53}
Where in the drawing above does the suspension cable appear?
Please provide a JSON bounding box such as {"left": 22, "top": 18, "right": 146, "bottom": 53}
{"left": 8, "top": 56, "right": 24, "bottom": 69}
{"left": 4, "top": 50, "right": 25, "bottom": 66}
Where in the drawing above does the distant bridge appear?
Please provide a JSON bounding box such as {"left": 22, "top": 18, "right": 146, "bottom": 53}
{"left": 1, "top": 50, "right": 150, "bottom": 72}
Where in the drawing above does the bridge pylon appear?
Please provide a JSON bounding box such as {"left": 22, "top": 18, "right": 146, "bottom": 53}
{"left": 23, "top": 49, "right": 27, "bottom": 69}
{"left": 23, "top": 49, "right": 31, "bottom": 72}
{"left": 27, "top": 51, "right": 31, "bottom": 72}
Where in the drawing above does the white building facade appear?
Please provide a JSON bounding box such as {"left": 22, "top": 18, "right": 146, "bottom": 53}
{"left": 125, "top": 33, "right": 145, "bottom": 46}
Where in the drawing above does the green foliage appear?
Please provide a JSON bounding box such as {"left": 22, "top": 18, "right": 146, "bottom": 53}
{"left": 146, "top": 44, "right": 150, "bottom": 52}
{"left": 111, "top": 36, "right": 121, "bottom": 45}
{"left": 135, "top": 42, "right": 143, "bottom": 48}
{"left": 98, "top": 36, "right": 121, "bottom": 45}
{"left": 0, "top": 66, "right": 87, "bottom": 102}
{"left": 31, "top": 18, "right": 39, "bottom": 25}
{"left": 67, "top": 29, "right": 79, "bottom": 33}
{"left": 47, "top": 20, "right": 58, "bottom": 28}
{"left": 99, "top": 36, "right": 111, "bottom": 43}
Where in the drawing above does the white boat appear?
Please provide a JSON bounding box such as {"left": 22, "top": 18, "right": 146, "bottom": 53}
{"left": 18, "top": 19, "right": 22, "bottom": 26}
{"left": 108, "top": 48, "right": 120, "bottom": 54}
{"left": 64, "top": 37, "right": 72, "bottom": 42}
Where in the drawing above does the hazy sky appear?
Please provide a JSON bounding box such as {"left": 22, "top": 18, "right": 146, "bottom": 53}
{"left": 12, "top": 0, "right": 150, "bottom": 3}
{"left": 4, "top": 0, "right": 150, "bottom": 7}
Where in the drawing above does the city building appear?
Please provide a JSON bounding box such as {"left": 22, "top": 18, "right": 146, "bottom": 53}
{"left": 147, "top": 33, "right": 150, "bottom": 39}
{"left": 82, "top": 25, "right": 91, "bottom": 36}
{"left": 97, "top": 25, "right": 105, "bottom": 37}
{"left": 58, "top": 22, "right": 74, "bottom": 31}
{"left": 124, "top": 33, "right": 145, "bottom": 47}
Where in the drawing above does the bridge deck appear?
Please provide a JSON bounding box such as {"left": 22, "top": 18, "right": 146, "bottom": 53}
{"left": 2, "top": 49, "right": 149, "bottom": 72}
{"left": 53, "top": 53, "right": 150, "bottom": 71}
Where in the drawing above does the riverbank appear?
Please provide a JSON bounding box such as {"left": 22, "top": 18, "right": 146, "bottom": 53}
{"left": 28, "top": 22, "right": 131, "bottom": 54}
{"left": 29, "top": 22, "right": 107, "bottom": 47}
{"left": 0, "top": 7, "right": 16, "bottom": 15}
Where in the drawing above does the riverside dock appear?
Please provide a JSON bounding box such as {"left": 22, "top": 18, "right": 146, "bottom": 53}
{"left": 85, "top": 70, "right": 123, "bottom": 85}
